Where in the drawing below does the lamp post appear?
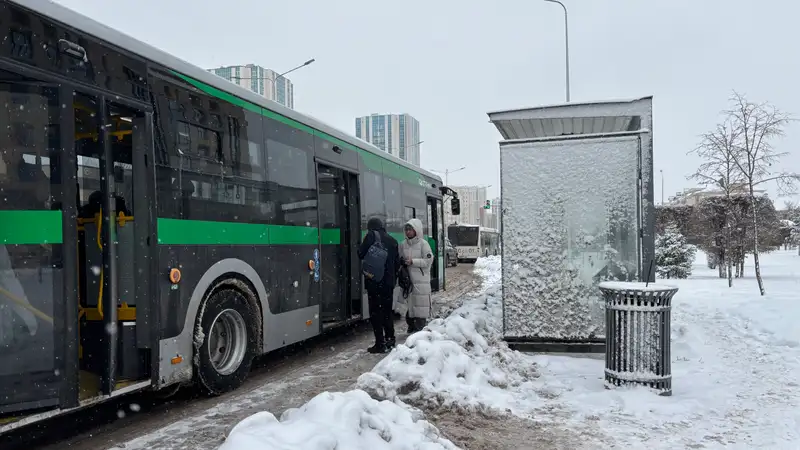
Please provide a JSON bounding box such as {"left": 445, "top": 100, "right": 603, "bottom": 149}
{"left": 428, "top": 166, "right": 466, "bottom": 186}
{"left": 225, "top": 58, "right": 315, "bottom": 104}
{"left": 277, "top": 58, "right": 315, "bottom": 78}
{"left": 544, "top": 0, "right": 570, "bottom": 102}
{"left": 660, "top": 169, "right": 664, "bottom": 205}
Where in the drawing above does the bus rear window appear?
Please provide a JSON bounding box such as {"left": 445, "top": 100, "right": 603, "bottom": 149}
{"left": 447, "top": 226, "right": 478, "bottom": 246}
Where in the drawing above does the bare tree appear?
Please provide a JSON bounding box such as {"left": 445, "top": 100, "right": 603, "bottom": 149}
{"left": 688, "top": 117, "right": 744, "bottom": 287}
{"left": 727, "top": 91, "right": 799, "bottom": 295}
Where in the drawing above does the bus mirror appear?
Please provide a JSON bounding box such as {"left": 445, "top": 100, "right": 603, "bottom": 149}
{"left": 451, "top": 198, "right": 460, "bottom": 215}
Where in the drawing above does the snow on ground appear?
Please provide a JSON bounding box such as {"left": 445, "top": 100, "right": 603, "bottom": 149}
{"left": 219, "top": 250, "right": 800, "bottom": 449}
{"left": 218, "top": 258, "right": 530, "bottom": 450}
{"left": 219, "top": 390, "right": 456, "bottom": 450}
{"left": 356, "top": 256, "right": 542, "bottom": 417}
{"left": 357, "top": 250, "right": 800, "bottom": 449}
{"left": 526, "top": 249, "right": 800, "bottom": 449}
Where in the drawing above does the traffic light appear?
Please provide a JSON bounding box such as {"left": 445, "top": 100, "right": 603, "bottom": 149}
{"left": 484, "top": 200, "right": 491, "bottom": 209}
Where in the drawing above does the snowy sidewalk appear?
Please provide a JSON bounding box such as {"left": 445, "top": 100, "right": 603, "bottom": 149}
{"left": 525, "top": 250, "right": 800, "bottom": 449}
{"left": 217, "top": 251, "right": 800, "bottom": 449}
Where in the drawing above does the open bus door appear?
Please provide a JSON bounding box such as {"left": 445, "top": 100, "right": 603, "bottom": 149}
{"left": 72, "top": 92, "right": 155, "bottom": 400}
{"left": 426, "top": 197, "right": 444, "bottom": 292}
{"left": 0, "top": 78, "right": 156, "bottom": 423}
{"left": 316, "top": 163, "right": 361, "bottom": 324}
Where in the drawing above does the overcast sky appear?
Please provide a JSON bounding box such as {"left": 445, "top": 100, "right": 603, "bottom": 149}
{"left": 55, "top": 0, "right": 800, "bottom": 204}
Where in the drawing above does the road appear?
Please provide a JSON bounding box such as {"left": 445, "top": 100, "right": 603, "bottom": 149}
{"left": 10, "top": 264, "right": 477, "bottom": 450}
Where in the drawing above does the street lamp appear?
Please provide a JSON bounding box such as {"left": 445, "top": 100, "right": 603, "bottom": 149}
{"left": 277, "top": 58, "right": 316, "bottom": 78}
{"left": 660, "top": 169, "right": 664, "bottom": 205}
{"left": 428, "top": 166, "right": 466, "bottom": 186}
{"left": 544, "top": 0, "right": 570, "bottom": 102}
{"left": 227, "top": 58, "right": 316, "bottom": 82}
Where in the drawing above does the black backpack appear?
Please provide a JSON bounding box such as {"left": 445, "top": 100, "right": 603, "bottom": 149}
{"left": 362, "top": 231, "right": 388, "bottom": 283}
{"left": 398, "top": 264, "right": 413, "bottom": 299}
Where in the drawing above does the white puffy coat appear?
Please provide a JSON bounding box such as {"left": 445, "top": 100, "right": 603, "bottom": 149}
{"left": 397, "top": 218, "right": 433, "bottom": 319}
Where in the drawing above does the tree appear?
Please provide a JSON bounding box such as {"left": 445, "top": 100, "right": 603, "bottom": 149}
{"left": 688, "top": 116, "right": 744, "bottom": 287}
{"left": 655, "top": 225, "right": 697, "bottom": 279}
{"left": 727, "top": 91, "right": 799, "bottom": 295}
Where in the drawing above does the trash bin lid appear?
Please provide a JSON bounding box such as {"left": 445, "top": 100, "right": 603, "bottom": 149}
{"left": 598, "top": 281, "right": 678, "bottom": 292}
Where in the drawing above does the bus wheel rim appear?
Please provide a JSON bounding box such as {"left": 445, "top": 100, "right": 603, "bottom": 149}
{"left": 208, "top": 308, "right": 248, "bottom": 376}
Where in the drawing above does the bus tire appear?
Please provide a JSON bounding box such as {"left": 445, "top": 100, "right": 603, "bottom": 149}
{"left": 194, "top": 287, "right": 258, "bottom": 395}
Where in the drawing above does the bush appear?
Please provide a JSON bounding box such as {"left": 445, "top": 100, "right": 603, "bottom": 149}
{"left": 655, "top": 225, "right": 697, "bottom": 279}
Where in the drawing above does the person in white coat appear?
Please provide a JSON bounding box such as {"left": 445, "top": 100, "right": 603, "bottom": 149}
{"left": 398, "top": 218, "right": 432, "bottom": 333}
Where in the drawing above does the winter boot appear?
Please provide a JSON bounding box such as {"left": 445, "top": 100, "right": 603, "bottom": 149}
{"left": 367, "top": 342, "right": 388, "bottom": 354}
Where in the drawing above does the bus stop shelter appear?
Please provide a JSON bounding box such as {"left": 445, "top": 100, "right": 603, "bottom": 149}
{"left": 489, "top": 97, "right": 655, "bottom": 352}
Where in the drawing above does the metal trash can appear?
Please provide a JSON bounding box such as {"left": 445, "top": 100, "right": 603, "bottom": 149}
{"left": 598, "top": 281, "right": 678, "bottom": 396}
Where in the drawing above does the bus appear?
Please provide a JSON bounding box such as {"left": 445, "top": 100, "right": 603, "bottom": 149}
{"left": 447, "top": 224, "right": 500, "bottom": 262}
{"left": 0, "top": 0, "right": 458, "bottom": 432}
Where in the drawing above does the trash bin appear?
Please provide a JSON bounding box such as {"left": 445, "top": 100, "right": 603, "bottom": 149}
{"left": 598, "top": 281, "right": 678, "bottom": 396}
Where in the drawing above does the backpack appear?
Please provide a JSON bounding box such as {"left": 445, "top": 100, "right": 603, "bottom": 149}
{"left": 362, "top": 231, "right": 388, "bottom": 283}
{"left": 398, "top": 264, "right": 413, "bottom": 299}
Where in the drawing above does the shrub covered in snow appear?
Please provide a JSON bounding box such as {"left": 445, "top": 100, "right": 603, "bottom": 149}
{"left": 356, "top": 256, "right": 540, "bottom": 417}
{"left": 655, "top": 225, "right": 696, "bottom": 279}
{"left": 218, "top": 390, "right": 457, "bottom": 450}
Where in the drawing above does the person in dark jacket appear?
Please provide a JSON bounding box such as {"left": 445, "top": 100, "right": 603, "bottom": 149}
{"left": 358, "top": 217, "right": 401, "bottom": 353}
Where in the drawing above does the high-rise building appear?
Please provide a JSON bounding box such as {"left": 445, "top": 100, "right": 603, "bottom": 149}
{"left": 354, "top": 113, "right": 420, "bottom": 166}
{"left": 207, "top": 64, "right": 294, "bottom": 109}
{"left": 444, "top": 185, "right": 489, "bottom": 226}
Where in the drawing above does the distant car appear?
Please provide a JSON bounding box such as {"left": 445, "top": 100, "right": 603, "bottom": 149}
{"left": 444, "top": 238, "right": 458, "bottom": 267}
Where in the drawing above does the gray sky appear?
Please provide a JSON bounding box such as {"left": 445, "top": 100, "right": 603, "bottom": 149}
{"left": 55, "top": 0, "right": 800, "bottom": 204}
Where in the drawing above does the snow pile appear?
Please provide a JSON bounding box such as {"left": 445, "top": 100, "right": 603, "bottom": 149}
{"left": 526, "top": 249, "right": 800, "bottom": 449}
{"left": 356, "top": 256, "right": 541, "bottom": 416}
{"left": 219, "top": 390, "right": 457, "bottom": 450}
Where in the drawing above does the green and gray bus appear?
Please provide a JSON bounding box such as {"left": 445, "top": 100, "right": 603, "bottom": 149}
{"left": 0, "top": 0, "right": 458, "bottom": 431}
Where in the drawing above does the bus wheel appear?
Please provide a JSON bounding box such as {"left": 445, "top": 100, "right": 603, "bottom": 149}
{"left": 194, "top": 287, "right": 257, "bottom": 395}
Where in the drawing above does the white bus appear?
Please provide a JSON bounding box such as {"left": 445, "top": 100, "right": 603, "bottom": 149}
{"left": 447, "top": 224, "right": 500, "bottom": 262}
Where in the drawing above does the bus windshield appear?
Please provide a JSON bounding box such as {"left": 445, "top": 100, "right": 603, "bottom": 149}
{"left": 448, "top": 226, "right": 479, "bottom": 247}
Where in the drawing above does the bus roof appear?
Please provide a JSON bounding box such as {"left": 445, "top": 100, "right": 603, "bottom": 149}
{"left": 12, "top": 0, "right": 443, "bottom": 184}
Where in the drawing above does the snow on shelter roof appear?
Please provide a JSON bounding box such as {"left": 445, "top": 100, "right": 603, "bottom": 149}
{"left": 12, "top": 0, "right": 442, "bottom": 184}
{"left": 487, "top": 96, "right": 653, "bottom": 141}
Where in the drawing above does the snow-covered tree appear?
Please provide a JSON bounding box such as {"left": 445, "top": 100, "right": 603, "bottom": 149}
{"left": 655, "top": 225, "right": 697, "bottom": 279}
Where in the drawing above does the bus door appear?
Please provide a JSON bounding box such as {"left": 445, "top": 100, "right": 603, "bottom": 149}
{"left": 316, "top": 163, "right": 360, "bottom": 324}
{"left": 426, "top": 197, "right": 444, "bottom": 292}
{"left": 73, "top": 92, "right": 154, "bottom": 398}
{"left": 0, "top": 74, "right": 77, "bottom": 414}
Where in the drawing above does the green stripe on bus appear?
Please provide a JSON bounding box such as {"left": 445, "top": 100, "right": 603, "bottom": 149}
{"left": 320, "top": 228, "right": 340, "bottom": 245}
{"left": 156, "top": 218, "right": 342, "bottom": 245}
{"left": 172, "top": 72, "right": 428, "bottom": 186}
{"left": 0, "top": 210, "right": 63, "bottom": 244}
